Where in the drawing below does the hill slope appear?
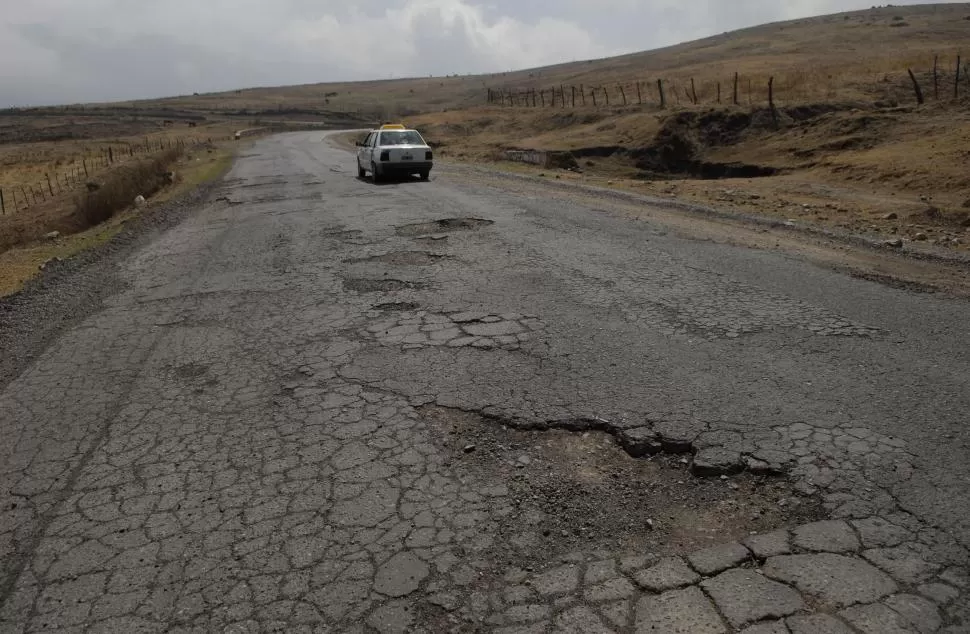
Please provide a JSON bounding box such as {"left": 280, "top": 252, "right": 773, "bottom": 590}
{"left": 129, "top": 3, "right": 970, "bottom": 116}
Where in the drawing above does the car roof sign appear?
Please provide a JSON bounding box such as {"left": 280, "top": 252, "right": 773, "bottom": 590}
{"left": 380, "top": 124, "right": 406, "bottom": 130}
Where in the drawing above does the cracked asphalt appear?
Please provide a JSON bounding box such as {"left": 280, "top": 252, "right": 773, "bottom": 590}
{"left": 2, "top": 131, "right": 969, "bottom": 633}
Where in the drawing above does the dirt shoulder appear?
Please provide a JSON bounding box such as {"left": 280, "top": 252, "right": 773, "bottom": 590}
{"left": 409, "top": 102, "right": 970, "bottom": 255}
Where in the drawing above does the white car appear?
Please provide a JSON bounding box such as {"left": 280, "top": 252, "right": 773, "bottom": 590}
{"left": 356, "top": 124, "right": 433, "bottom": 182}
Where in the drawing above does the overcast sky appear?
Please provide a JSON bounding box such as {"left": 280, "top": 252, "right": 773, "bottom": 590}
{"left": 0, "top": 1, "right": 955, "bottom": 107}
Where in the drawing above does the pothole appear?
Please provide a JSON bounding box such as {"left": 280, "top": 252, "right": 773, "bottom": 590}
{"left": 373, "top": 302, "right": 421, "bottom": 312}
{"left": 396, "top": 217, "right": 494, "bottom": 237}
{"left": 422, "top": 406, "right": 824, "bottom": 561}
{"left": 172, "top": 362, "right": 209, "bottom": 379}
{"left": 344, "top": 251, "right": 448, "bottom": 266}
{"left": 342, "top": 278, "right": 423, "bottom": 293}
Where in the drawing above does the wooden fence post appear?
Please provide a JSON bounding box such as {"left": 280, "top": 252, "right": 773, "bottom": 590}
{"left": 20, "top": 186, "right": 29, "bottom": 207}
{"left": 540, "top": 90, "right": 546, "bottom": 107}
{"left": 591, "top": 89, "right": 597, "bottom": 107}
{"left": 619, "top": 85, "right": 627, "bottom": 105}
{"left": 550, "top": 87, "right": 555, "bottom": 107}
{"left": 603, "top": 86, "right": 609, "bottom": 106}
{"left": 636, "top": 82, "right": 642, "bottom": 105}
{"left": 532, "top": 89, "right": 537, "bottom": 107}
{"left": 83, "top": 159, "right": 89, "bottom": 177}
{"left": 933, "top": 55, "right": 939, "bottom": 100}
{"left": 907, "top": 69, "right": 925, "bottom": 105}
{"left": 572, "top": 85, "right": 576, "bottom": 107}
{"left": 561, "top": 85, "right": 566, "bottom": 108}
{"left": 0, "top": 188, "right": 5, "bottom": 215}
{"left": 717, "top": 82, "right": 722, "bottom": 104}
{"left": 768, "top": 76, "right": 775, "bottom": 110}
{"left": 657, "top": 79, "right": 665, "bottom": 108}
{"left": 691, "top": 78, "right": 698, "bottom": 105}
{"left": 733, "top": 72, "right": 739, "bottom": 105}
{"left": 580, "top": 84, "right": 586, "bottom": 106}
{"left": 956, "top": 55, "right": 962, "bottom": 99}
{"left": 47, "top": 174, "right": 54, "bottom": 196}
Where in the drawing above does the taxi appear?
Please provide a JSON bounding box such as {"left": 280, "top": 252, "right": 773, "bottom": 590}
{"left": 356, "top": 124, "right": 433, "bottom": 182}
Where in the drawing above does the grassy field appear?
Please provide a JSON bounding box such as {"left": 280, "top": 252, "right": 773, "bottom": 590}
{"left": 0, "top": 146, "right": 234, "bottom": 296}
{"left": 111, "top": 4, "right": 970, "bottom": 116}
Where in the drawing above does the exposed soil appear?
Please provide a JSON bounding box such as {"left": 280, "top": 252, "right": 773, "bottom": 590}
{"left": 422, "top": 406, "right": 824, "bottom": 561}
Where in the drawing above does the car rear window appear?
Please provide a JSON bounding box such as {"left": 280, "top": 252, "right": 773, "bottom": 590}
{"left": 379, "top": 131, "right": 425, "bottom": 146}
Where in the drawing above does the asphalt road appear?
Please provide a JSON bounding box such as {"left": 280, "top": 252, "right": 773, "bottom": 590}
{"left": 2, "top": 132, "right": 969, "bottom": 632}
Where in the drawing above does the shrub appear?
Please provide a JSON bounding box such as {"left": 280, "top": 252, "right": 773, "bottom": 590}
{"left": 74, "top": 147, "right": 181, "bottom": 227}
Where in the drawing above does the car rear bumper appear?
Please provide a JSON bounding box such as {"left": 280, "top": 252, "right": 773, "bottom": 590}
{"left": 380, "top": 161, "right": 433, "bottom": 173}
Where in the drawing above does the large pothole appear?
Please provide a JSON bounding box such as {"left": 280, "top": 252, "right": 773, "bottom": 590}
{"left": 396, "top": 217, "right": 494, "bottom": 237}
{"left": 344, "top": 251, "right": 449, "bottom": 266}
{"left": 422, "top": 406, "right": 823, "bottom": 562}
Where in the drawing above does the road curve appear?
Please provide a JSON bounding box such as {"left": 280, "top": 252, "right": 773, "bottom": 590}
{"left": 2, "top": 132, "right": 968, "bottom": 632}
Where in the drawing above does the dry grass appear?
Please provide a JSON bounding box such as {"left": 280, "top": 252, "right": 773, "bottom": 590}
{"left": 75, "top": 147, "right": 182, "bottom": 227}
{"left": 0, "top": 123, "right": 238, "bottom": 251}
{"left": 0, "top": 146, "right": 234, "bottom": 297}
{"left": 107, "top": 4, "right": 970, "bottom": 119}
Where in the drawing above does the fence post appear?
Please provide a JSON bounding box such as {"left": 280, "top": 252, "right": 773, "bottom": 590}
{"left": 657, "top": 79, "right": 665, "bottom": 108}
{"left": 47, "top": 174, "right": 54, "bottom": 196}
{"left": 571, "top": 85, "right": 576, "bottom": 107}
{"left": 733, "top": 72, "right": 739, "bottom": 105}
{"left": 956, "top": 55, "right": 962, "bottom": 99}
{"left": 580, "top": 84, "right": 586, "bottom": 106}
{"left": 540, "top": 90, "right": 545, "bottom": 107}
{"left": 933, "top": 55, "right": 939, "bottom": 100}
{"left": 907, "top": 69, "right": 925, "bottom": 105}
{"left": 619, "top": 85, "right": 627, "bottom": 105}
{"left": 20, "top": 186, "right": 29, "bottom": 208}
{"left": 532, "top": 89, "right": 537, "bottom": 107}
{"left": 83, "top": 159, "right": 89, "bottom": 177}
{"left": 591, "top": 89, "right": 597, "bottom": 107}
{"left": 691, "top": 78, "right": 698, "bottom": 105}
{"left": 560, "top": 85, "right": 566, "bottom": 109}
{"left": 717, "top": 82, "right": 722, "bottom": 104}
{"left": 603, "top": 86, "right": 609, "bottom": 106}
{"left": 1, "top": 188, "right": 4, "bottom": 215}
{"left": 636, "top": 82, "right": 642, "bottom": 105}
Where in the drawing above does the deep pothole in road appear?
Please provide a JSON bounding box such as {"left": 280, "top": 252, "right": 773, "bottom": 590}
{"left": 395, "top": 217, "right": 494, "bottom": 236}
{"left": 372, "top": 301, "right": 422, "bottom": 312}
{"left": 342, "top": 278, "right": 425, "bottom": 293}
{"left": 421, "top": 406, "right": 824, "bottom": 562}
{"left": 344, "top": 251, "right": 450, "bottom": 266}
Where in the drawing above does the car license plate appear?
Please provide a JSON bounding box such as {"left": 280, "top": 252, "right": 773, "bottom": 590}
{"left": 402, "top": 155, "right": 413, "bottom": 161}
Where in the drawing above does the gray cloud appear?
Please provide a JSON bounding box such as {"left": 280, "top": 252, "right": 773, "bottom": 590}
{"left": 0, "top": 0, "right": 955, "bottom": 107}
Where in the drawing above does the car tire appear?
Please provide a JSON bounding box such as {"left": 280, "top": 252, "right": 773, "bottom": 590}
{"left": 371, "top": 162, "right": 381, "bottom": 183}
{"left": 419, "top": 170, "right": 430, "bottom": 181}
{"left": 357, "top": 161, "right": 366, "bottom": 178}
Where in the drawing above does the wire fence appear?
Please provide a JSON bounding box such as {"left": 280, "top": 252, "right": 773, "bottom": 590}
{"left": 0, "top": 136, "right": 210, "bottom": 216}
{"left": 486, "top": 54, "right": 968, "bottom": 111}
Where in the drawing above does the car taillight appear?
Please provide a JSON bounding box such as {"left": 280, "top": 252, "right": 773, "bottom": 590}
{"left": 380, "top": 151, "right": 390, "bottom": 161}
{"left": 425, "top": 151, "right": 433, "bottom": 160}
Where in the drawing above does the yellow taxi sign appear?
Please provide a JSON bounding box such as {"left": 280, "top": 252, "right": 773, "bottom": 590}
{"left": 380, "top": 124, "right": 406, "bottom": 130}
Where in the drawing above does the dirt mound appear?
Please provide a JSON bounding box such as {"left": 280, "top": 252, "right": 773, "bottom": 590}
{"left": 631, "top": 109, "right": 780, "bottom": 179}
